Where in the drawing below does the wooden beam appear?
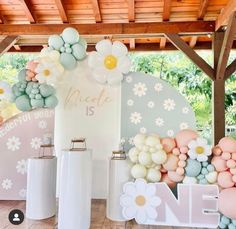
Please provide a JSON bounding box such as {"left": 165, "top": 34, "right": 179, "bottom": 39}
{"left": 189, "top": 36, "right": 198, "bottom": 48}
{"left": 91, "top": 0, "right": 102, "bottom": 22}
{"left": 54, "top": 0, "right": 68, "bottom": 23}
{"left": 160, "top": 37, "right": 166, "bottom": 49}
{"left": 128, "top": 0, "right": 135, "bottom": 22}
{"left": 198, "top": 0, "right": 209, "bottom": 20}
{"left": 0, "top": 36, "right": 19, "bottom": 56}
{"left": 164, "top": 33, "right": 214, "bottom": 79}
{"left": 0, "top": 11, "right": 7, "bottom": 24}
{"left": 129, "top": 38, "right": 135, "bottom": 49}
{"left": 18, "top": 0, "right": 35, "bottom": 23}
{"left": 163, "top": 0, "right": 172, "bottom": 21}
{"left": 0, "top": 21, "right": 215, "bottom": 36}
{"left": 13, "top": 45, "right": 21, "bottom": 51}
{"left": 216, "top": 0, "right": 236, "bottom": 31}
{"left": 225, "top": 58, "right": 236, "bottom": 80}
{"left": 216, "top": 12, "right": 236, "bottom": 79}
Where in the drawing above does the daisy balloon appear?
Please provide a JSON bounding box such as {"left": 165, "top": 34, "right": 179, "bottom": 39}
{"left": 0, "top": 81, "right": 12, "bottom": 101}
{"left": 88, "top": 39, "right": 131, "bottom": 86}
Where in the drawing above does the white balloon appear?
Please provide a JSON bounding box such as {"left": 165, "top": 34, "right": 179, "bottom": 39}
{"left": 131, "top": 164, "right": 147, "bottom": 179}
{"left": 145, "top": 135, "right": 160, "bottom": 147}
{"left": 155, "top": 143, "right": 163, "bottom": 150}
{"left": 133, "top": 134, "right": 146, "bottom": 147}
{"left": 146, "top": 168, "right": 161, "bottom": 182}
{"left": 183, "top": 176, "right": 198, "bottom": 184}
{"left": 128, "top": 147, "right": 139, "bottom": 163}
{"left": 151, "top": 150, "right": 167, "bottom": 164}
{"left": 142, "top": 145, "right": 149, "bottom": 152}
{"left": 205, "top": 171, "right": 218, "bottom": 184}
{"left": 138, "top": 152, "right": 152, "bottom": 166}
{"left": 149, "top": 147, "right": 156, "bottom": 153}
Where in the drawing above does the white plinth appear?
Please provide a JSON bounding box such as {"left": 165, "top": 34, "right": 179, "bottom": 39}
{"left": 106, "top": 158, "right": 131, "bottom": 221}
{"left": 26, "top": 156, "right": 57, "bottom": 220}
{"left": 58, "top": 149, "right": 92, "bottom": 229}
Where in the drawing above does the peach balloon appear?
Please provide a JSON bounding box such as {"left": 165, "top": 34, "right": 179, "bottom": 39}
{"left": 161, "top": 137, "right": 176, "bottom": 153}
{"left": 232, "top": 175, "right": 236, "bottom": 183}
{"left": 219, "top": 137, "right": 236, "bottom": 153}
{"left": 161, "top": 173, "right": 176, "bottom": 189}
{"left": 230, "top": 168, "right": 236, "bottom": 175}
{"left": 176, "top": 167, "right": 185, "bottom": 176}
{"left": 178, "top": 160, "right": 186, "bottom": 168}
{"left": 222, "top": 152, "right": 231, "bottom": 160}
{"left": 211, "top": 156, "right": 227, "bottom": 172}
{"left": 175, "top": 129, "right": 198, "bottom": 147}
{"left": 179, "top": 154, "right": 187, "bottom": 161}
{"left": 26, "top": 60, "right": 38, "bottom": 72}
{"left": 217, "top": 171, "right": 234, "bottom": 188}
{"left": 180, "top": 146, "right": 188, "bottom": 154}
{"left": 212, "top": 145, "right": 222, "bottom": 156}
{"left": 162, "top": 154, "right": 179, "bottom": 171}
{"left": 227, "top": 159, "right": 236, "bottom": 169}
{"left": 168, "top": 171, "right": 184, "bottom": 182}
{"left": 172, "top": 148, "right": 180, "bottom": 156}
{"left": 232, "top": 153, "right": 236, "bottom": 161}
{"left": 219, "top": 188, "right": 236, "bottom": 219}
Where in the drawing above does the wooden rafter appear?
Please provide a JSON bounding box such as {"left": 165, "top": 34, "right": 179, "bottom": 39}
{"left": 0, "top": 36, "right": 19, "bottom": 56}
{"left": 163, "top": 0, "right": 172, "bottom": 21}
{"left": 0, "top": 11, "right": 7, "bottom": 24}
{"left": 160, "top": 37, "right": 166, "bottom": 49}
{"left": 216, "top": 0, "right": 236, "bottom": 31}
{"left": 129, "top": 38, "right": 135, "bottom": 50}
{"left": 91, "top": 0, "right": 102, "bottom": 22}
{"left": 0, "top": 21, "right": 215, "bottom": 36}
{"left": 13, "top": 45, "right": 21, "bottom": 51}
{"left": 18, "top": 0, "right": 35, "bottom": 23}
{"left": 54, "top": 0, "right": 68, "bottom": 23}
{"left": 128, "top": 0, "right": 135, "bottom": 22}
{"left": 164, "top": 33, "right": 214, "bottom": 79}
{"left": 216, "top": 12, "right": 236, "bottom": 80}
{"left": 198, "top": 0, "right": 209, "bottom": 20}
{"left": 189, "top": 36, "right": 198, "bottom": 48}
{"left": 225, "top": 58, "right": 236, "bottom": 80}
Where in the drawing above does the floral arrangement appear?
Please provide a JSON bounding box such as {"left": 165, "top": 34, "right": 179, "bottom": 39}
{"left": 127, "top": 129, "right": 236, "bottom": 228}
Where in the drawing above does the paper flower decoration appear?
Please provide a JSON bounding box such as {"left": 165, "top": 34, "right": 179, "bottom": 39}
{"left": 120, "top": 179, "right": 161, "bottom": 224}
{"left": 47, "top": 27, "right": 87, "bottom": 70}
{"left": 0, "top": 81, "right": 12, "bottom": 100}
{"left": 187, "top": 138, "right": 212, "bottom": 162}
{"left": 88, "top": 39, "right": 131, "bottom": 85}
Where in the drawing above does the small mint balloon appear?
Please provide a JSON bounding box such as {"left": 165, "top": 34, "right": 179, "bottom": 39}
{"left": 48, "top": 35, "right": 64, "bottom": 50}
{"left": 64, "top": 43, "right": 70, "bottom": 48}
{"left": 39, "top": 84, "right": 55, "bottom": 97}
{"left": 31, "top": 98, "right": 44, "bottom": 108}
{"left": 45, "top": 95, "right": 58, "bottom": 108}
{"left": 62, "top": 27, "right": 79, "bottom": 45}
{"left": 72, "top": 43, "right": 86, "bottom": 60}
{"left": 15, "top": 94, "right": 32, "bottom": 111}
{"left": 66, "top": 47, "right": 72, "bottom": 53}
{"left": 35, "top": 94, "right": 42, "bottom": 100}
{"left": 12, "top": 84, "right": 23, "bottom": 97}
{"left": 60, "top": 52, "right": 77, "bottom": 70}
{"left": 18, "top": 69, "right": 27, "bottom": 81}
{"left": 60, "top": 46, "right": 66, "bottom": 53}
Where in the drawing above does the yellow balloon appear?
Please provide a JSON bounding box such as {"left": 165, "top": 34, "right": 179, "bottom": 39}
{"left": 104, "top": 55, "right": 117, "bottom": 70}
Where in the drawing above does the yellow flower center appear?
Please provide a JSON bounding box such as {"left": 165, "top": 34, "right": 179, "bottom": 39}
{"left": 195, "top": 146, "right": 204, "bottom": 154}
{"left": 104, "top": 55, "right": 117, "bottom": 70}
{"left": 43, "top": 69, "right": 50, "bottom": 77}
{"left": 0, "top": 88, "right": 4, "bottom": 94}
{"left": 135, "top": 195, "right": 146, "bottom": 206}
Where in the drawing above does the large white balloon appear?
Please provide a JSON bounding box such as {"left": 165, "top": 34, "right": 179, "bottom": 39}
{"left": 131, "top": 164, "right": 147, "bottom": 179}
{"left": 146, "top": 168, "right": 161, "bottom": 182}
{"left": 138, "top": 152, "right": 152, "bottom": 166}
{"left": 133, "top": 134, "right": 146, "bottom": 147}
{"left": 151, "top": 150, "right": 167, "bottom": 164}
{"left": 128, "top": 147, "right": 139, "bottom": 163}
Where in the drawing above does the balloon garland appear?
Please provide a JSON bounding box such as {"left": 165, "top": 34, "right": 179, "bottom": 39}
{"left": 127, "top": 130, "right": 236, "bottom": 227}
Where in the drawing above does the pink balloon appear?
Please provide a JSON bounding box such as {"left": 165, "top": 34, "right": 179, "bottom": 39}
{"left": 217, "top": 171, "right": 234, "bottom": 188}
{"left": 211, "top": 156, "right": 227, "bottom": 172}
{"left": 212, "top": 145, "right": 222, "bottom": 156}
{"left": 219, "top": 137, "right": 236, "bottom": 153}
{"left": 219, "top": 188, "right": 236, "bottom": 219}
{"left": 175, "top": 129, "right": 198, "bottom": 147}
{"left": 26, "top": 60, "right": 38, "bottom": 72}
{"left": 162, "top": 154, "right": 179, "bottom": 171}
{"left": 161, "top": 137, "right": 176, "bottom": 153}
{"left": 168, "top": 171, "right": 184, "bottom": 182}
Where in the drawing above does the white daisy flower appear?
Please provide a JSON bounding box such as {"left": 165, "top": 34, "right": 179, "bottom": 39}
{"left": 127, "top": 99, "right": 134, "bottom": 106}
{"left": 155, "top": 118, "right": 164, "bottom": 127}
{"left": 16, "top": 160, "right": 27, "bottom": 175}
{"left": 182, "top": 107, "right": 189, "bottom": 114}
{"left": 129, "top": 137, "right": 134, "bottom": 146}
{"left": 163, "top": 99, "right": 175, "bottom": 111}
{"left": 147, "top": 101, "right": 155, "bottom": 109}
{"left": 130, "top": 112, "right": 142, "bottom": 125}
{"left": 120, "top": 138, "right": 126, "bottom": 145}
{"left": 0, "top": 81, "right": 12, "bottom": 101}
{"left": 154, "top": 83, "right": 163, "bottom": 92}
{"left": 126, "top": 76, "right": 133, "bottom": 83}
{"left": 38, "top": 120, "right": 47, "bottom": 129}
{"left": 30, "top": 137, "right": 42, "bottom": 150}
{"left": 88, "top": 40, "right": 131, "bottom": 85}
{"left": 133, "top": 83, "right": 147, "bottom": 97}
{"left": 167, "top": 130, "right": 174, "bottom": 137}
{"left": 19, "top": 189, "right": 26, "bottom": 198}
{"left": 2, "top": 179, "right": 13, "bottom": 190}
{"left": 180, "top": 122, "right": 189, "bottom": 130}
{"left": 6, "top": 136, "right": 21, "bottom": 151}
{"left": 120, "top": 179, "right": 161, "bottom": 224}
{"left": 187, "top": 138, "right": 212, "bottom": 162}
{"left": 140, "top": 127, "right": 147, "bottom": 134}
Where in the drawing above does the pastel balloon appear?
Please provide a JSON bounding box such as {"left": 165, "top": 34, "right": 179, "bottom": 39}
{"left": 31, "top": 98, "right": 44, "bottom": 108}
{"left": 48, "top": 35, "right": 64, "bottom": 50}
{"left": 162, "top": 154, "right": 179, "bottom": 171}
{"left": 60, "top": 52, "right": 77, "bottom": 70}
{"left": 185, "top": 159, "right": 201, "bottom": 177}
{"left": 138, "top": 151, "right": 152, "bottom": 166}
{"left": 39, "top": 84, "right": 55, "bottom": 97}
{"left": 133, "top": 134, "right": 146, "bottom": 147}
{"left": 146, "top": 168, "right": 161, "bottom": 182}
{"left": 219, "top": 137, "right": 236, "bottom": 153}
{"left": 175, "top": 129, "right": 198, "bottom": 147}
{"left": 44, "top": 95, "right": 58, "bottom": 108}
{"left": 15, "top": 94, "right": 32, "bottom": 111}
{"left": 183, "top": 176, "right": 198, "bottom": 184}
{"left": 168, "top": 171, "right": 184, "bottom": 182}
{"left": 145, "top": 135, "right": 160, "bottom": 147}
{"left": 205, "top": 171, "right": 218, "bottom": 184}
{"left": 72, "top": 43, "right": 86, "bottom": 60}
{"left": 222, "top": 152, "right": 231, "bottom": 160}
{"left": 131, "top": 164, "right": 147, "bottom": 179}
{"left": 212, "top": 156, "right": 227, "bottom": 172}
{"left": 219, "top": 188, "right": 236, "bottom": 219}
{"left": 151, "top": 150, "right": 167, "bottom": 164}
{"left": 128, "top": 147, "right": 139, "bottom": 163}
{"left": 212, "top": 145, "right": 222, "bottom": 156}
{"left": 62, "top": 27, "right": 80, "bottom": 44}
{"left": 161, "top": 173, "right": 176, "bottom": 188}
{"left": 18, "top": 69, "right": 27, "bottom": 82}
{"left": 227, "top": 159, "right": 236, "bottom": 169}
{"left": 217, "top": 171, "right": 234, "bottom": 188}
{"left": 161, "top": 137, "right": 176, "bottom": 153}
{"left": 26, "top": 60, "right": 38, "bottom": 72}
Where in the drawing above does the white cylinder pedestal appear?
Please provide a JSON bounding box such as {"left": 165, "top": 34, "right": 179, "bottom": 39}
{"left": 26, "top": 156, "right": 57, "bottom": 220}
{"left": 58, "top": 150, "right": 92, "bottom": 229}
{"left": 106, "top": 158, "right": 131, "bottom": 221}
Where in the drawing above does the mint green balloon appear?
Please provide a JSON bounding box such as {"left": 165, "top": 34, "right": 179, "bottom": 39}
{"left": 60, "top": 52, "right": 77, "bottom": 70}
{"left": 62, "top": 27, "right": 79, "bottom": 45}
{"left": 18, "top": 69, "right": 27, "bottom": 81}
{"left": 15, "top": 94, "right": 32, "bottom": 111}
{"left": 48, "top": 35, "right": 64, "bottom": 50}
{"left": 31, "top": 98, "right": 44, "bottom": 108}
{"left": 72, "top": 43, "right": 86, "bottom": 60}
{"left": 45, "top": 95, "right": 58, "bottom": 108}
{"left": 39, "top": 84, "right": 55, "bottom": 97}
{"left": 12, "top": 84, "right": 23, "bottom": 97}
{"left": 185, "top": 159, "right": 202, "bottom": 177}
{"left": 78, "top": 37, "right": 87, "bottom": 49}
{"left": 25, "top": 82, "right": 35, "bottom": 95}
